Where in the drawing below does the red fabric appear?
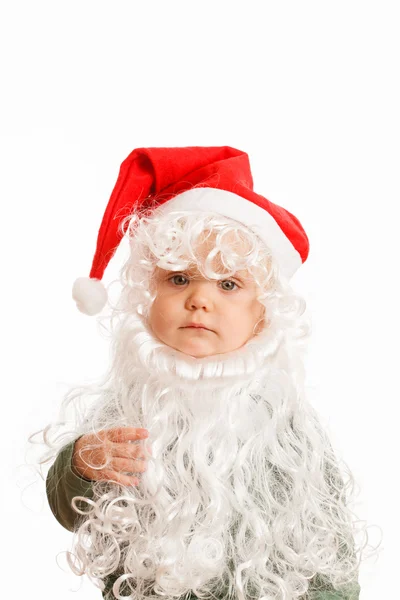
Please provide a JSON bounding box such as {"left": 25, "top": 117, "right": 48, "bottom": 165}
{"left": 89, "top": 146, "right": 309, "bottom": 281}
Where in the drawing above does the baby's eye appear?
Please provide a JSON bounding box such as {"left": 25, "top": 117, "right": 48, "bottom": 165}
{"left": 219, "top": 280, "right": 238, "bottom": 291}
{"left": 169, "top": 274, "right": 188, "bottom": 286}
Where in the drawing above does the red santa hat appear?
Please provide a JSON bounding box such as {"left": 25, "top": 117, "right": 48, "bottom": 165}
{"left": 72, "top": 146, "right": 309, "bottom": 316}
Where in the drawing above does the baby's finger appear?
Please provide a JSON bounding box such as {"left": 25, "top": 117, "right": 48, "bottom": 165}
{"left": 107, "top": 427, "right": 149, "bottom": 444}
{"left": 113, "top": 443, "right": 152, "bottom": 460}
{"left": 113, "top": 457, "right": 148, "bottom": 473}
{"left": 101, "top": 470, "right": 141, "bottom": 487}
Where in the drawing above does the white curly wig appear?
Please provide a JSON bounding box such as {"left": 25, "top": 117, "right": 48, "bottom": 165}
{"left": 31, "top": 201, "right": 371, "bottom": 600}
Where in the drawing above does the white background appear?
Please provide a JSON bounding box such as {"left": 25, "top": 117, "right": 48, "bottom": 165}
{"left": 1, "top": 1, "right": 398, "bottom": 598}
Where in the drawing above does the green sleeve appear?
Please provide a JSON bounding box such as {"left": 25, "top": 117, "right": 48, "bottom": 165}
{"left": 306, "top": 573, "right": 361, "bottom": 600}
{"left": 46, "top": 438, "right": 95, "bottom": 532}
{"left": 308, "top": 587, "right": 360, "bottom": 600}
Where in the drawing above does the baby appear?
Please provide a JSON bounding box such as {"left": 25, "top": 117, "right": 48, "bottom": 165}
{"left": 73, "top": 228, "right": 266, "bottom": 485}
{"left": 43, "top": 146, "right": 364, "bottom": 600}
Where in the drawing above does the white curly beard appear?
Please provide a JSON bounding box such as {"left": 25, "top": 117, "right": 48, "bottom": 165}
{"left": 71, "top": 313, "right": 350, "bottom": 600}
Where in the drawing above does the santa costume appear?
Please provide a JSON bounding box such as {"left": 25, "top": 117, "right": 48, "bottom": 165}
{"left": 45, "top": 146, "right": 362, "bottom": 600}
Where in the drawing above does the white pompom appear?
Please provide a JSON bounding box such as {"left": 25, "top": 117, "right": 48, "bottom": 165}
{"left": 72, "top": 277, "right": 108, "bottom": 316}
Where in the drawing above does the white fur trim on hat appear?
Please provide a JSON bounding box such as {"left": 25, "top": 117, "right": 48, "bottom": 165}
{"left": 72, "top": 277, "right": 107, "bottom": 316}
{"left": 153, "top": 187, "right": 302, "bottom": 280}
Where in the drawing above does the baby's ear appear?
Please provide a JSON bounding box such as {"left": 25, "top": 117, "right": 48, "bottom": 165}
{"left": 253, "top": 316, "right": 265, "bottom": 335}
{"left": 259, "top": 307, "right": 270, "bottom": 331}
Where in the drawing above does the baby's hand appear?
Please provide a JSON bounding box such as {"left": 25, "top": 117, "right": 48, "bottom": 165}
{"left": 72, "top": 427, "right": 151, "bottom": 486}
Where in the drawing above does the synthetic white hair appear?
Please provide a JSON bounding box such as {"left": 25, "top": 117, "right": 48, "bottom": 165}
{"left": 30, "top": 203, "right": 374, "bottom": 600}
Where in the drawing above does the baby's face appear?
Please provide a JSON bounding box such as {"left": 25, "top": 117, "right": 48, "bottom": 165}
{"left": 147, "top": 233, "right": 265, "bottom": 358}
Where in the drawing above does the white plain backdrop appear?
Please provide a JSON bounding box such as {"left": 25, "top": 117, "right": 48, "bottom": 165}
{"left": 1, "top": 2, "right": 398, "bottom": 599}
